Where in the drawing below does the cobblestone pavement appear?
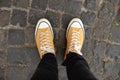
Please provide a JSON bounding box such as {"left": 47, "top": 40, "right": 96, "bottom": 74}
{"left": 0, "top": 0, "right": 120, "bottom": 80}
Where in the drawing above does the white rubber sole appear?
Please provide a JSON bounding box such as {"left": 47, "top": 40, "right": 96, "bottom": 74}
{"left": 35, "top": 18, "right": 54, "bottom": 38}
{"left": 66, "top": 18, "right": 85, "bottom": 38}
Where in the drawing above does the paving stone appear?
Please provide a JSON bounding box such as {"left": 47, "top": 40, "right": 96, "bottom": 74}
{"left": 25, "top": 27, "right": 35, "bottom": 45}
{"left": 13, "top": 0, "right": 29, "bottom": 8}
{"left": 80, "top": 11, "right": 96, "bottom": 26}
{"left": 53, "top": 28, "right": 59, "bottom": 44}
{"left": 93, "top": 20, "right": 110, "bottom": 39}
{"left": 58, "top": 66, "right": 68, "bottom": 80}
{"left": 0, "top": 30, "right": 7, "bottom": 49}
{"left": 109, "top": 25, "right": 120, "bottom": 43}
{"left": 64, "top": 1, "right": 82, "bottom": 15}
{"left": 119, "top": 0, "right": 120, "bottom": 5}
{"left": 0, "top": 0, "right": 11, "bottom": 7}
{"left": 89, "top": 41, "right": 106, "bottom": 79}
{"left": 104, "top": 62, "right": 120, "bottom": 80}
{"left": 0, "top": 50, "right": 6, "bottom": 66}
{"left": 85, "top": 27, "right": 91, "bottom": 40}
{"left": 93, "top": 41, "right": 106, "bottom": 58}
{"left": 8, "top": 29, "right": 25, "bottom": 45}
{"left": 98, "top": 2, "right": 115, "bottom": 22}
{"left": 7, "top": 48, "right": 29, "bottom": 64}
{"left": 0, "top": 67, "right": 5, "bottom": 80}
{"left": 115, "top": 8, "right": 120, "bottom": 22}
{"left": 82, "top": 40, "right": 103, "bottom": 79}
{"left": 31, "top": 0, "right": 48, "bottom": 10}
{"left": 45, "top": 10, "right": 61, "bottom": 28}
{"left": 49, "top": 0, "right": 65, "bottom": 11}
{"left": 10, "top": 9, "right": 27, "bottom": 27}
{"left": 59, "top": 29, "right": 66, "bottom": 48}
{"left": 84, "top": 0, "right": 97, "bottom": 10}
{"left": 28, "top": 9, "right": 45, "bottom": 25}
{"left": 62, "top": 14, "right": 76, "bottom": 29}
{"left": 25, "top": 47, "right": 40, "bottom": 64}
{"left": 0, "top": 10, "right": 10, "bottom": 27}
{"left": 56, "top": 47, "right": 65, "bottom": 65}
{"left": 6, "top": 67, "right": 28, "bottom": 80}
{"left": 106, "top": 45, "right": 120, "bottom": 63}
{"left": 107, "top": 0, "right": 119, "bottom": 5}
{"left": 27, "top": 64, "right": 39, "bottom": 80}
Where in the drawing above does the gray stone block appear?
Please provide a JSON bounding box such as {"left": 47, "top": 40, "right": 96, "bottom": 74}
{"left": 62, "top": 14, "right": 76, "bottom": 29}
{"left": 80, "top": 11, "right": 96, "bottom": 26}
{"left": 64, "top": 1, "right": 82, "bottom": 15}
{"left": 0, "top": 10, "right": 10, "bottom": 27}
{"left": 6, "top": 66, "right": 28, "bottom": 80}
{"left": 8, "top": 29, "right": 25, "bottom": 45}
{"left": 28, "top": 9, "right": 45, "bottom": 25}
{"left": 109, "top": 25, "right": 120, "bottom": 43}
{"left": 13, "top": 0, "right": 29, "bottom": 8}
{"left": 45, "top": 10, "right": 61, "bottom": 28}
{"left": 49, "top": 0, "right": 65, "bottom": 11}
{"left": 0, "top": 30, "right": 7, "bottom": 49}
{"left": 7, "top": 48, "right": 29, "bottom": 64}
{"left": 0, "top": 0, "right": 11, "bottom": 7}
{"left": 0, "top": 67, "right": 5, "bottom": 80}
{"left": 98, "top": 2, "right": 115, "bottom": 22}
{"left": 0, "top": 50, "right": 6, "bottom": 66}
{"left": 10, "top": 9, "right": 27, "bottom": 27}
{"left": 31, "top": 0, "right": 48, "bottom": 10}
{"left": 25, "top": 27, "right": 35, "bottom": 45}
{"left": 93, "top": 20, "right": 110, "bottom": 39}
{"left": 84, "top": 0, "right": 97, "bottom": 10}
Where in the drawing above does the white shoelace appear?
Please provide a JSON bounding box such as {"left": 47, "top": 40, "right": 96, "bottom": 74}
{"left": 39, "top": 31, "right": 54, "bottom": 54}
{"left": 68, "top": 30, "right": 83, "bottom": 55}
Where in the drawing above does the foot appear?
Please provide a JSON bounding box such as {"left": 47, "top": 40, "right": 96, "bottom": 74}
{"left": 65, "top": 18, "right": 85, "bottom": 59}
{"left": 35, "top": 18, "right": 55, "bottom": 58}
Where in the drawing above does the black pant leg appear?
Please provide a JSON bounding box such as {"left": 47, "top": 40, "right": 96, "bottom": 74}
{"left": 63, "top": 52, "right": 97, "bottom": 80}
{"left": 31, "top": 53, "right": 58, "bottom": 80}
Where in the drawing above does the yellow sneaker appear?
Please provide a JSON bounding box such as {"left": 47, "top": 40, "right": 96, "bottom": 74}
{"left": 65, "top": 18, "right": 85, "bottom": 58}
{"left": 35, "top": 18, "right": 55, "bottom": 58}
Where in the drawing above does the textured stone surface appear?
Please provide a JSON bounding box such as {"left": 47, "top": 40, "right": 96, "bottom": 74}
{"left": 13, "top": 0, "right": 29, "bottom": 8}
{"left": 0, "top": 10, "right": 10, "bottom": 27}
{"left": 25, "top": 27, "right": 35, "bottom": 45}
{"left": 93, "top": 20, "right": 110, "bottom": 39}
{"left": 98, "top": 2, "right": 115, "bottom": 22}
{"left": 0, "top": 30, "right": 7, "bottom": 49}
{"left": 6, "top": 67, "right": 28, "bottom": 80}
{"left": 62, "top": 14, "right": 75, "bottom": 29}
{"left": 7, "top": 48, "right": 29, "bottom": 64}
{"left": 25, "top": 47, "right": 40, "bottom": 64}
{"left": 84, "top": 0, "right": 97, "bottom": 10}
{"left": 0, "top": 50, "right": 6, "bottom": 66}
{"left": 11, "top": 9, "right": 27, "bottom": 27}
{"left": 45, "top": 11, "right": 61, "bottom": 28}
{"left": 0, "top": 67, "right": 5, "bottom": 80}
{"left": 0, "top": 0, "right": 11, "bottom": 7}
{"left": 58, "top": 66, "right": 68, "bottom": 80}
{"left": 0, "top": 0, "right": 120, "bottom": 80}
{"left": 115, "top": 8, "right": 120, "bottom": 22}
{"left": 49, "top": 0, "right": 65, "bottom": 11}
{"left": 107, "top": 0, "right": 119, "bottom": 5}
{"left": 64, "top": 1, "right": 82, "bottom": 15}
{"left": 109, "top": 25, "right": 120, "bottom": 43}
{"left": 8, "top": 29, "right": 25, "bottom": 45}
{"left": 106, "top": 45, "right": 120, "bottom": 62}
{"left": 28, "top": 9, "right": 45, "bottom": 25}
{"left": 80, "top": 11, "right": 96, "bottom": 25}
{"left": 31, "top": 0, "right": 48, "bottom": 10}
